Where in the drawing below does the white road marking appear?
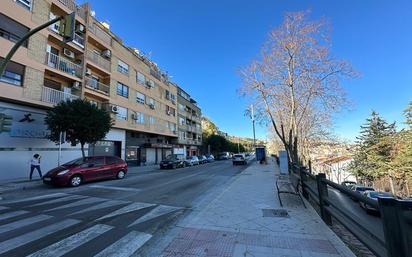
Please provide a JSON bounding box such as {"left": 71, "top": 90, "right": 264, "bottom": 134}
{"left": 0, "top": 219, "right": 80, "bottom": 254}
{"left": 0, "top": 210, "right": 29, "bottom": 221}
{"left": 45, "top": 197, "right": 106, "bottom": 212}
{"left": 69, "top": 200, "right": 129, "bottom": 216}
{"left": 28, "top": 195, "right": 87, "bottom": 208}
{"left": 96, "top": 202, "right": 156, "bottom": 221}
{"left": 0, "top": 193, "right": 67, "bottom": 205}
{"left": 0, "top": 215, "right": 52, "bottom": 234}
{"left": 88, "top": 185, "right": 142, "bottom": 192}
{"left": 128, "top": 205, "right": 182, "bottom": 227}
{"left": 94, "top": 231, "right": 152, "bottom": 257}
{"left": 27, "top": 224, "right": 113, "bottom": 257}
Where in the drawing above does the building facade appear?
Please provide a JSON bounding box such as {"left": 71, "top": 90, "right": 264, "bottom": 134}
{"left": 174, "top": 86, "right": 202, "bottom": 157}
{"left": 0, "top": 0, "right": 194, "bottom": 180}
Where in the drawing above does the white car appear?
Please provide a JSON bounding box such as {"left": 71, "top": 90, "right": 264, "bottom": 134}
{"left": 184, "top": 156, "right": 199, "bottom": 166}
{"left": 232, "top": 154, "right": 247, "bottom": 165}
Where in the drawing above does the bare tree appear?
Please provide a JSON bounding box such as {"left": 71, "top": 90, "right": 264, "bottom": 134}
{"left": 240, "top": 11, "right": 357, "bottom": 164}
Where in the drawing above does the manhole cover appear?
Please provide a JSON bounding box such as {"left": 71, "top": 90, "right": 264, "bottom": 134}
{"left": 262, "top": 208, "right": 289, "bottom": 218}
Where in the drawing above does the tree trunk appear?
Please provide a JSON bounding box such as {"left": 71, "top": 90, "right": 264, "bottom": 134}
{"left": 81, "top": 143, "right": 85, "bottom": 159}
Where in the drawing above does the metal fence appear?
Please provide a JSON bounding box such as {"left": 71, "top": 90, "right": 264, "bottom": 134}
{"left": 290, "top": 164, "right": 412, "bottom": 257}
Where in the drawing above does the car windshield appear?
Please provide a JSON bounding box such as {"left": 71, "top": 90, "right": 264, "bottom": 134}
{"left": 357, "top": 187, "right": 374, "bottom": 192}
{"left": 369, "top": 192, "right": 392, "bottom": 198}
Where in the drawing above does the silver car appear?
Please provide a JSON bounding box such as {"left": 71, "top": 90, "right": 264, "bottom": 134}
{"left": 184, "top": 156, "right": 199, "bottom": 166}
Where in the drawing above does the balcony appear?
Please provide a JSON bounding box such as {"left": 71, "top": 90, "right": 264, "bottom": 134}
{"left": 45, "top": 52, "right": 82, "bottom": 78}
{"left": 85, "top": 77, "right": 110, "bottom": 95}
{"left": 41, "top": 86, "right": 79, "bottom": 105}
{"left": 86, "top": 50, "right": 111, "bottom": 71}
{"left": 88, "top": 21, "right": 112, "bottom": 46}
{"left": 57, "top": 0, "right": 86, "bottom": 20}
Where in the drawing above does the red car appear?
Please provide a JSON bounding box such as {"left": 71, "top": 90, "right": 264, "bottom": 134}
{"left": 43, "top": 156, "right": 128, "bottom": 187}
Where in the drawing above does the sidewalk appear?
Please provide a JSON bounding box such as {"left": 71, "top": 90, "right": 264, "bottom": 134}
{"left": 159, "top": 160, "right": 355, "bottom": 257}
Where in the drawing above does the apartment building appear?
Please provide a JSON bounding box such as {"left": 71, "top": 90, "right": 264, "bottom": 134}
{"left": 0, "top": 0, "right": 180, "bottom": 179}
{"left": 174, "top": 86, "right": 202, "bottom": 157}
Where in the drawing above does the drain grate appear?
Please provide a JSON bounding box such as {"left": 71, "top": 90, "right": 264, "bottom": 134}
{"left": 262, "top": 208, "right": 289, "bottom": 218}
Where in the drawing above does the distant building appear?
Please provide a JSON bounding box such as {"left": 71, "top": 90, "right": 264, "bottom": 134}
{"left": 316, "top": 156, "right": 356, "bottom": 184}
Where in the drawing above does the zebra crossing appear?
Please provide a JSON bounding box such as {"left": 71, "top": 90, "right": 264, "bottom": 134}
{"left": 0, "top": 192, "right": 184, "bottom": 257}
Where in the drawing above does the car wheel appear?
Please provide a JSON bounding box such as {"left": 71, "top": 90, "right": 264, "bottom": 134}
{"left": 183, "top": 162, "right": 186, "bottom": 168}
{"left": 70, "top": 175, "right": 82, "bottom": 187}
{"left": 117, "top": 170, "right": 126, "bottom": 179}
{"left": 172, "top": 164, "right": 177, "bottom": 169}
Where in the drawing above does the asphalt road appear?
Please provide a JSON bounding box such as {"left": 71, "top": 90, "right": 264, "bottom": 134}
{"left": 0, "top": 160, "right": 249, "bottom": 257}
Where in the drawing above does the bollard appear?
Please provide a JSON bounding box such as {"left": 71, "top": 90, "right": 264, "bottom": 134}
{"left": 299, "top": 166, "right": 309, "bottom": 199}
{"left": 378, "top": 197, "right": 412, "bottom": 257}
{"left": 316, "top": 173, "right": 332, "bottom": 225}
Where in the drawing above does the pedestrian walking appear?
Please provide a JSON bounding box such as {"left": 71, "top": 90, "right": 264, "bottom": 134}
{"left": 29, "top": 154, "right": 42, "bottom": 180}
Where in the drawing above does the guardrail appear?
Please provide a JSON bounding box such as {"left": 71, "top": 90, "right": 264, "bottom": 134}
{"left": 45, "top": 52, "right": 82, "bottom": 78}
{"left": 291, "top": 164, "right": 412, "bottom": 257}
{"left": 85, "top": 78, "right": 110, "bottom": 95}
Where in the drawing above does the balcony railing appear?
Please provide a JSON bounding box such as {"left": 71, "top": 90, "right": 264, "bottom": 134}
{"left": 45, "top": 52, "right": 82, "bottom": 78}
{"left": 88, "top": 21, "right": 112, "bottom": 46}
{"left": 41, "top": 86, "right": 79, "bottom": 105}
{"left": 73, "top": 33, "right": 84, "bottom": 48}
{"left": 86, "top": 50, "right": 111, "bottom": 71}
{"left": 58, "top": 0, "right": 86, "bottom": 20}
{"left": 85, "top": 77, "right": 110, "bottom": 95}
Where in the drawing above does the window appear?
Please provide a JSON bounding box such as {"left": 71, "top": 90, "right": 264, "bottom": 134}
{"left": 147, "top": 115, "right": 155, "bottom": 125}
{"left": 136, "top": 72, "right": 145, "bottom": 84}
{"left": 15, "top": 0, "right": 32, "bottom": 10}
{"left": 49, "top": 12, "right": 60, "bottom": 33}
{"left": 165, "top": 90, "right": 170, "bottom": 100}
{"left": 0, "top": 14, "right": 29, "bottom": 47}
{"left": 85, "top": 157, "right": 105, "bottom": 167}
{"left": 178, "top": 103, "right": 185, "bottom": 112}
{"left": 136, "top": 91, "right": 145, "bottom": 104}
{"left": 117, "top": 60, "right": 129, "bottom": 74}
{"left": 166, "top": 106, "right": 176, "bottom": 116}
{"left": 116, "top": 82, "right": 129, "bottom": 98}
{"left": 106, "top": 156, "right": 122, "bottom": 165}
{"left": 169, "top": 122, "right": 177, "bottom": 132}
{"left": 179, "top": 117, "right": 185, "bottom": 126}
{"left": 170, "top": 93, "right": 176, "bottom": 101}
{"left": 147, "top": 98, "right": 155, "bottom": 108}
{"left": 133, "top": 111, "right": 144, "bottom": 124}
{"left": 115, "top": 106, "right": 128, "bottom": 120}
{"left": 0, "top": 58, "right": 25, "bottom": 86}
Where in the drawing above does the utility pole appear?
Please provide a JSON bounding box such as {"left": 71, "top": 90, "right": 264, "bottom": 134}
{"left": 237, "top": 137, "right": 240, "bottom": 153}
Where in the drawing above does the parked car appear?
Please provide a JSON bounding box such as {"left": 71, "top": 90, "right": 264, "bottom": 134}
{"left": 341, "top": 181, "right": 356, "bottom": 188}
{"left": 160, "top": 156, "right": 185, "bottom": 169}
{"left": 185, "top": 156, "right": 200, "bottom": 166}
{"left": 198, "top": 155, "right": 208, "bottom": 164}
{"left": 351, "top": 185, "right": 375, "bottom": 201}
{"left": 217, "top": 152, "right": 230, "bottom": 160}
{"left": 43, "top": 156, "right": 127, "bottom": 187}
{"left": 233, "top": 154, "right": 247, "bottom": 165}
{"left": 359, "top": 191, "right": 394, "bottom": 214}
{"left": 206, "top": 154, "right": 215, "bottom": 162}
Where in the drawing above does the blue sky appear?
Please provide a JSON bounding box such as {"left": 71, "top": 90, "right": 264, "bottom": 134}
{"left": 79, "top": 0, "right": 412, "bottom": 142}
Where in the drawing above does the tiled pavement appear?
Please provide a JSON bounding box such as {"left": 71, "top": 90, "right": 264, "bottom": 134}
{"left": 160, "top": 160, "right": 355, "bottom": 257}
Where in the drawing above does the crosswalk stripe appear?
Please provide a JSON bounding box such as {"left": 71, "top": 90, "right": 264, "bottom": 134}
{"left": 0, "top": 210, "right": 29, "bottom": 221}
{"left": 88, "top": 185, "right": 142, "bottom": 192}
{"left": 28, "top": 195, "right": 87, "bottom": 208}
{"left": 94, "top": 231, "right": 152, "bottom": 257}
{"left": 0, "top": 206, "right": 9, "bottom": 211}
{"left": 69, "top": 200, "right": 129, "bottom": 216}
{"left": 0, "top": 215, "right": 52, "bottom": 234}
{"left": 27, "top": 224, "right": 113, "bottom": 257}
{"left": 0, "top": 218, "right": 80, "bottom": 255}
{"left": 96, "top": 202, "right": 156, "bottom": 221}
{"left": 128, "top": 205, "right": 182, "bottom": 227}
{"left": 0, "top": 193, "right": 67, "bottom": 205}
{"left": 45, "top": 197, "right": 106, "bottom": 212}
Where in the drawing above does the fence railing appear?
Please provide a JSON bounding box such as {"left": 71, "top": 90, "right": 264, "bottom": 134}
{"left": 88, "top": 21, "right": 112, "bottom": 46}
{"left": 41, "top": 86, "right": 79, "bottom": 105}
{"left": 86, "top": 50, "right": 111, "bottom": 71}
{"left": 85, "top": 78, "right": 110, "bottom": 95}
{"left": 291, "top": 164, "right": 412, "bottom": 257}
{"left": 45, "top": 52, "right": 82, "bottom": 78}
{"left": 58, "top": 0, "right": 86, "bottom": 20}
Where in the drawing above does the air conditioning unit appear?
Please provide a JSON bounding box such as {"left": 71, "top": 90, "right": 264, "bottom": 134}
{"left": 166, "top": 110, "right": 171, "bottom": 115}
{"left": 111, "top": 105, "right": 118, "bottom": 113}
{"left": 72, "top": 81, "right": 81, "bottom": 89}
{"left": 102, "top": 49, "right": 111, "bottom": 58}
{"left": 149, "top": 104, "right": 155, "bottom": 109}
{"left": 76, "top": 24, "right": 85, "bottom": 33}
{"left": 63, "top": 48, "right": 75, "bottom": 59}
{"left": 131, "top": 113, "right": 138, "bottom": 120}
{"left": 145, "top": 81, "right": 152, "bottom": 88}
{"left": 85, "top": 68, "right": 92, "bottom": 76}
